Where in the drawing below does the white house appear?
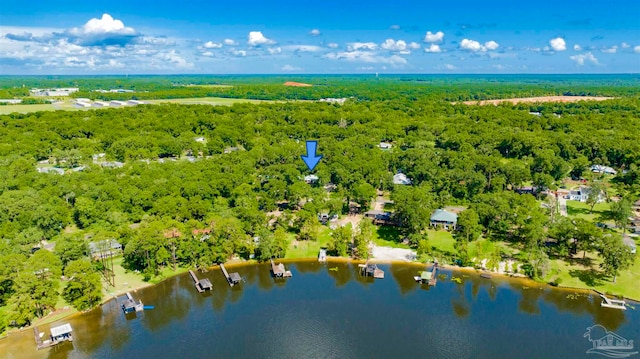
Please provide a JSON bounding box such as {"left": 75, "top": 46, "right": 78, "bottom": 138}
{"left": 379, "top": 142, "right": 392, "bottom": 150}
{"left": 0, "top": 99, "right": 22, "bottom": 104}
{"left": 37, "top": 167, "right": 65, "bottom": 175}
{"left": 109, "top": 100, "right": 126, "bottom": 106}
{"left": 75, "top": 102, "right": 91, "bottom": 108}
{"left": 393, "top": 172, "right": 412, "bottom": 185}
{"left": 127, "top": 100, "right": 144, "bottom": 105}
{"left": 304, "top": 174, "right": 319, "bottom": 184}
{"left": 194, "top": 137, "right": 206, "bottom": 143}
{"left": 93, "top": 101, "right": 109, "bottom": 107}
{"left": 591, "top": 165, "right": 617, "bottom": 175}
{"left": 568, "top": 186, "right": 604, "bottom": 203}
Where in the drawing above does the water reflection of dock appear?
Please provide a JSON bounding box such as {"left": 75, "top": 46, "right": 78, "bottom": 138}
{"left": 271, "top": 259, "right": 292, "bottom": 278}
{"left": 189, "top": 270, "right": 213, "bottom": 293}
{"left": 220, "top": 264, "right": 242, "bottom": 286}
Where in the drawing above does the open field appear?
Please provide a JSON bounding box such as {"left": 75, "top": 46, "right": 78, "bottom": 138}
{"left": 459, "top": 96, "right": 615, "bottom": 105}
{"left": 285, "top": 226, "right": 333, "bottom": 259}
{"left": 0, "top": 97, "right": 271, "bottom": 114}
{"left": 144, "top": 97, "right": 269, "bottom": 105}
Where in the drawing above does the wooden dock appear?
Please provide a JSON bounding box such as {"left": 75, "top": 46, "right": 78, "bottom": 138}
{"left": 599, "top": 293, "right": 627, "bottom": 310}
{"left": 428, "top": 263, "right": 438, "bottom": 286}
{"left": 271, "top": 259, "right": 292, "bottom": 278}
{"left": 360, "top": 261, "right": 384, "bottom": 279}
{"left": 122, "top": 292, "right": 144, "bottom": 313}
{"left": 189, "top": 269, "right": 212, "bottom": 293}
{"left": 318, "top": 248, "right": 327, "bottom": 262}
{"left": 34, "top": 324, "right": 73, "bottom": 350}
{"left": 220, "top": 263, "right": 242, "bottom": 286}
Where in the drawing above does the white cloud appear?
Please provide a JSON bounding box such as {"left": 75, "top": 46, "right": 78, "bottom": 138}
{"left": 157, "top": 50, "right": 193, "bottom": 69}
{"left": 389, "top": 25, "right": 400, "bottom": 30}
{"left": 347, "top": 42, "right": 377, "bottom": 51}
{"left": 201, "top": 51, "right": 215, "bottom": 57}
{"left": 570, "top": 52, "right": 599, "bottom": 66}
{"left": 408, "top": 42, "right": 420, "bottom": 50}
{"left": 549, "top": 37, "right": 566, "bottom": 51}
{"left": 460, "top": 39, "right": 499, "bottom": 52}
{"left": 324, "top": 51, "right": 407, "bottom": 65}
{"left": 573, "top": 44, "right": 582, "bottom": 51}
{"left": 281, "top": 64, "right": 302, "bottom": 71}
{"left": 484, "top": 40, "right": 499, "bottom": 51}
{"left": 285, "top": 45, "right": 323, "bottom": 52}
{"left": 203, "top": 41, "right": 222, "bottom": 49}
{"left": 247, "top": 31, "right": 275, "bottom": 46}
{"left": 601, "top": 46, "right": 617, "bottom": 54}
{"left": 309, "top": 29, "right": 321, "bottom": 36}
{"left": 223, "top": 38, "right": 237, "bottom": 46}
{"left": 267, "top": 47, "right": 282, "bottom": 55}
{"left": 424, "top": 31, "right": 444, "bottom": 43}
{"left": 227, "top": 48, "right": 247, "bottom": 57}
{"left": 424, "top": 44, "right": 442, "bottom": 53}
{"left": 444, "top": 64, "right": 456, "bottom": 70}
{"left": 381, "top": 39, "right": 406, "bottom": 51}
{"left": 635, "top": 46, "right": 640, "bottom": 53}
{"left": 621, "top": 42, "right": 630, "bottom": 49}
{"left": 74, "top": 14, "right": 135, "bottom": 35}
{"left": 327, "top": 42, "right": 339, "bottom": 49}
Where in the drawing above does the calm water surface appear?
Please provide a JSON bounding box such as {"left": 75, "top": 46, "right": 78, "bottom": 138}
{"left": 1, "top": 261, "right": 638, "bottom": 359}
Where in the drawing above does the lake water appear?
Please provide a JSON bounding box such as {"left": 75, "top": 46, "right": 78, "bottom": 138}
{"left": 1, "top": 261, "right": 638, "bottom": 359}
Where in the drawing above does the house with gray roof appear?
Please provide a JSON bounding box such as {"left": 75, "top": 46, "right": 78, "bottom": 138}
{"left": 430, "top": 209, "right": 458, "bottom": 230}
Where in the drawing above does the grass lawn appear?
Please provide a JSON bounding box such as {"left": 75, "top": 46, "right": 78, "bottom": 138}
{"left": 427, "top": 229, "right": 455, "bottom": 253}
{"left": 285, "top": 226, "right": 333, "bottom": 259}
{"left": 105, "top": 256, "right": 188, "bottom": 297}
{"left": 372, "top": 226, "right": 410, "bottom": 249}
{"left": 545, "top": 249, "right": 640, "bottom": 300}
{"left": 566, "top": 200, "right": 611, "bottom": 222}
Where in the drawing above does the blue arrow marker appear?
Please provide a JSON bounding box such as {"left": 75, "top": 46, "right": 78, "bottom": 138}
{"left": 301, "top": 140, "right": 322, "bottom": 171}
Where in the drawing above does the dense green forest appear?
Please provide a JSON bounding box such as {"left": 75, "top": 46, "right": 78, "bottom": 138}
{"left": 0, "top": 77, "right": 639, "bottom": 333}
{"left": 1, "top": 74, "right": 640, "bottom": 101}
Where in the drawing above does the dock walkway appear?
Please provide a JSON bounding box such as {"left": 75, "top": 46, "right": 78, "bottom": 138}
{"left": 189, "top": 269, "right": 212, "bottom": 293}
{"left": 220, "top": 263, "right": 242, "bottom": 286}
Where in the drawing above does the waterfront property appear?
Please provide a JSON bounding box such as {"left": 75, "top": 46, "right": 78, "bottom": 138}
{"left": 220, "top": 264, "right": 242, "bottom": 286}
{"left": 271, "top": 259, "right": 292, "bottom": 277}
{"left": 34, "top": 323, "right": 73, "bottom": 350}
{"left": 430, "top": 209, "right": 458, "bottom": 230}
{"left": 189, "top": 270, "right": 213, "bottom": 293}
{"left": 88, "top": 239, "right": 123, "bottom": 259}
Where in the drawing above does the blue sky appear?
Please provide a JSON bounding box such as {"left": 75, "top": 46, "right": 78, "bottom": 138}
{"left": 1, "top": 0, "right": 639, "bottom": 74}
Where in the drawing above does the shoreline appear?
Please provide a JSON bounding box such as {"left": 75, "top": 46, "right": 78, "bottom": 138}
{"left": 2, "top": 254, "right": 636, "bottom": 340}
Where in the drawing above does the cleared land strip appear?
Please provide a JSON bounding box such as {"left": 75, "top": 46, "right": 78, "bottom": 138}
{"left": 458, "top": 96, "right": 615, "bottom": 105}
{"left": 0, "top": 97, "right": 273, "bottom": 115}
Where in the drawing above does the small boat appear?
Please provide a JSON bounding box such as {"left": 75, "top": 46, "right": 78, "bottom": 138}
{"left": 480, "top": 273, "right": 493, "bottom": 279}
{"left": 413, "top": 276, "right": 422, "bottom": 282}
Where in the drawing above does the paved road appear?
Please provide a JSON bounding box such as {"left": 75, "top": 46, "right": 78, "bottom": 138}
{"left": 558, "top": 195, "right": 568, "bottom": 217}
